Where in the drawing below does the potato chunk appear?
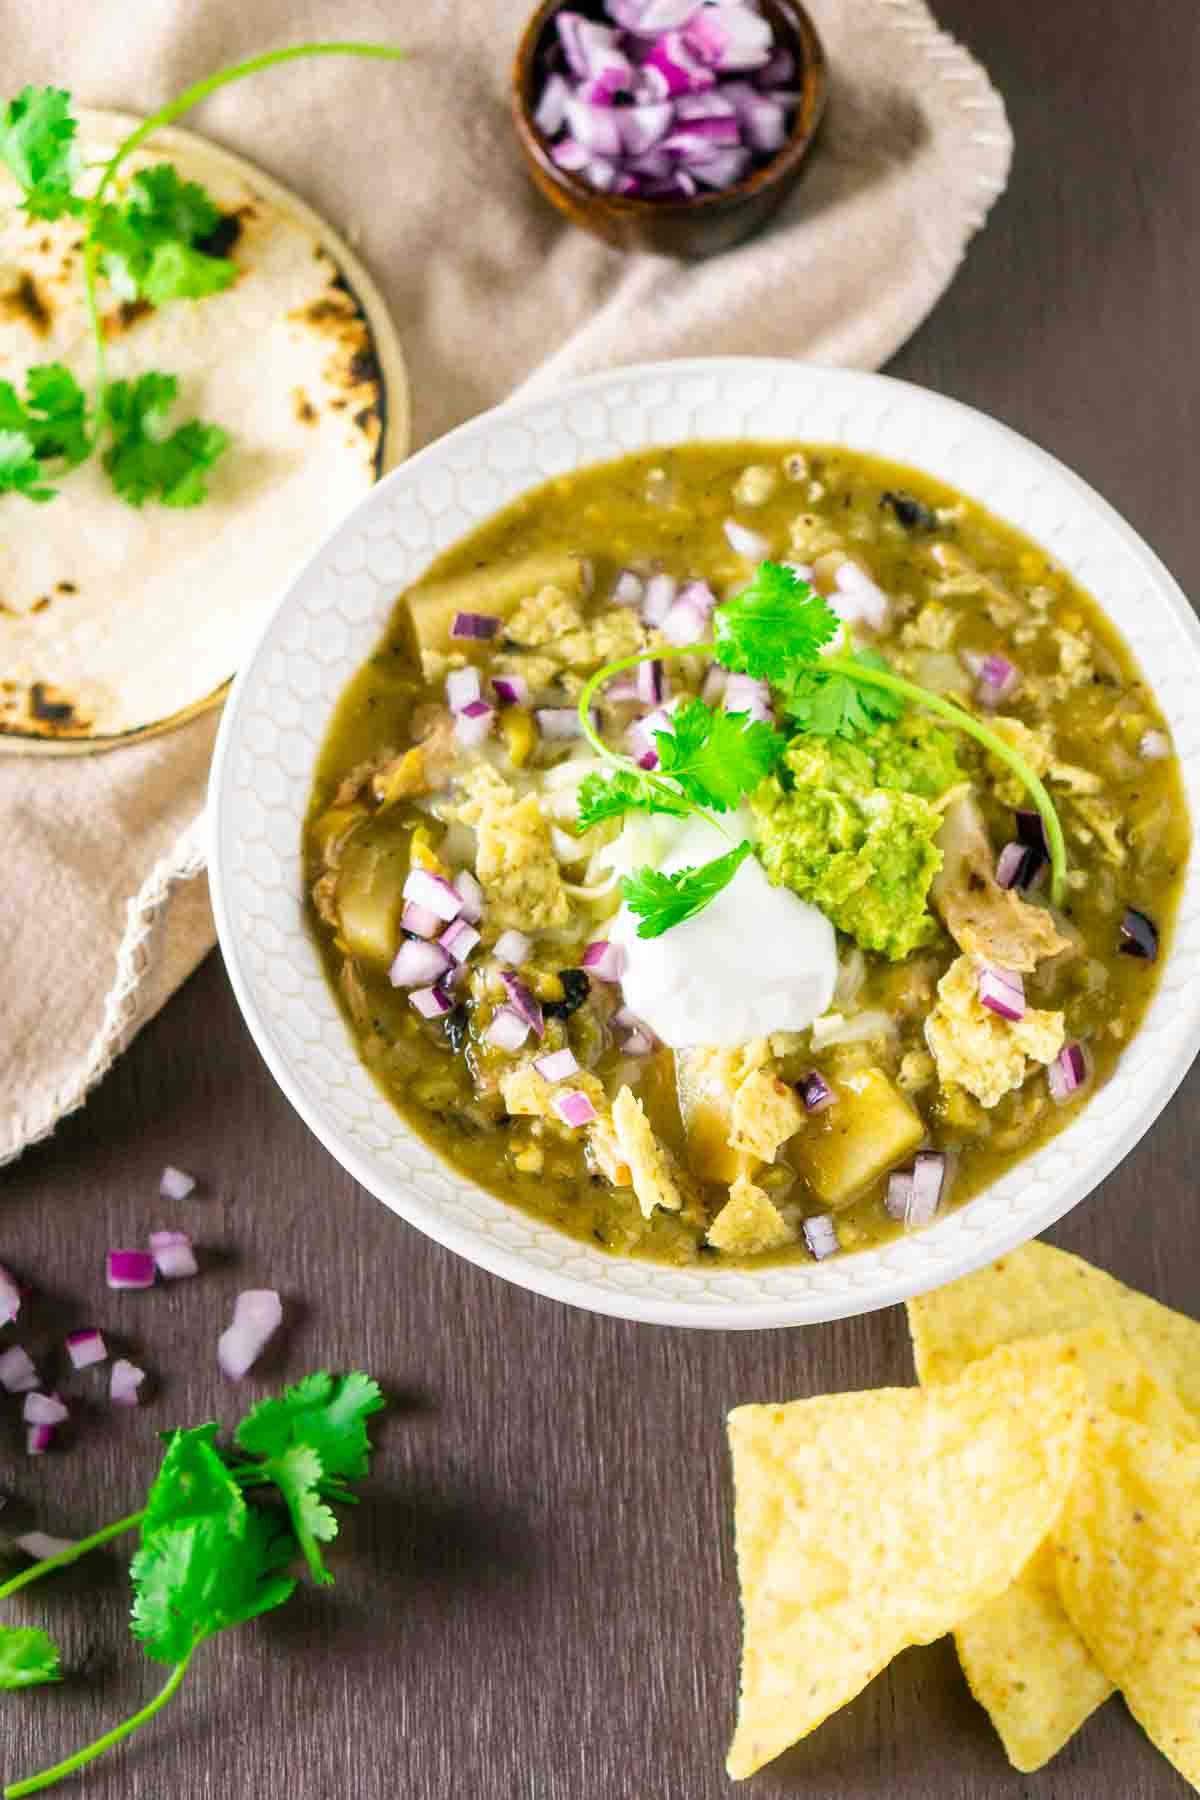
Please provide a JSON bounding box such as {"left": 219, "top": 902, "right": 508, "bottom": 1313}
{"left": 792, "top": 1066, "right": 925, "bottom": 1209}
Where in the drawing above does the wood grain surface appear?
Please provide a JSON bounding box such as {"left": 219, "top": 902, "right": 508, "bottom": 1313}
{"left": 3, "top": 2, "right": 1199, "bottom": 1795}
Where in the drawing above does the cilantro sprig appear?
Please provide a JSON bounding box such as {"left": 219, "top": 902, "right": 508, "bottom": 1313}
{"left": 0, "top": 1370, "right": 383, "bottom": 1798}
{"left": 0, "top": 43, "right": 406, "bottom": 510}
{"left": 576, "top": 560, "right": 1068, "bottom": 922}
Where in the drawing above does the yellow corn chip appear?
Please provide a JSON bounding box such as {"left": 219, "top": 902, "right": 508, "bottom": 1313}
{"left": 1055, "top": 1410, "right": 1200, "bottom": 1791}
{"left": 949, "top": 1328, "right": 1197, "bottom": 1770}
{"left": 725, "top": 1347, "right": 1086, "bottom": 1780}
{"left": 907, "top": 1241, "right": 1200, "bottom": 1417}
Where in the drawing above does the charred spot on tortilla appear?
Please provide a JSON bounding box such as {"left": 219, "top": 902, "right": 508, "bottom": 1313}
{"left": 56, "top": 581, "right": 77, "bottom": 595}
{"left": 31, "top": 596, "right": 50, "bottom": 613}
{"left": 194, "top": 210, "right": 243, "bottom": 260}
{"left": 0, "top": 271, "right": 52, "bottom": 336}
{"left": 293, "top": 388, "right": 318, "bottom": 425}
{"left": 29, "top": 682, "right": 77, "bottom": 725}
{"left": 103, "top": 297, "right": 153, "bottom": 340}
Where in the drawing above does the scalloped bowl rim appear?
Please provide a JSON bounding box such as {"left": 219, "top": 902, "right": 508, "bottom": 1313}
{"left": 208, "top": 358, "right": 1200, "bottom": 1329}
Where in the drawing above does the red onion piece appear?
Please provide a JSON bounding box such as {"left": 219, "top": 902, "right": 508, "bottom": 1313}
{"left": 389, "top": 938, "right": 452, "bottom": 988}
{"left": 535, "top": 707, "right": 586, "bottom": 739}
{"left": 493, "top": 928, "right": 533, "bottom": 966}
{"left": 611, "top": 568, "right": 646, "bottom": 607}
{"left": 24, "top": 1392, "right": 68, "bottom": 1427}
{"left": 626, "top": 705, "right": 673, "bottom": 763}
{"left": 402, "top": 867, "right": 463, "bottom": 922}
{"left": 553, "top": 1089, "right": 598, "bottom": 1128}
{"left": 603, "top": 674, "right": 641, "bottom": 705}
{"left": 110, "top": 1359, "right": 146, "bottom": 1408}
{"left": 692, "top": 147, "right": 752, "bottom": 188}
{"left": 401, "top": 899, "right": 441, "bottom": 940}
{"left": 564, "top": 95, "right": 624, "bottom": 157}
{"left": 677, "top": 578, "right": 717, "bottom": 615}
{"left": 737, "top": 91, "right": 787, "bottom": 152}
{"left": 0, "top": 1345, "right": 38, "bottom": 1393}
{"left": 535, "top": 70, "right": 571, "bottom": 136}
{"left": 534, "top": 1047, "right": 581, "bottom": 1083}
{"left": 455, "top": 701, "right": 495, "bottom": 750}
{"left": 0, "top": 1263, "right": 20, "bottom": 1327}
{"left": 446, "top": 666, "right": 482, "bottom": 713}
{"left": 637, "top": 749, "right": 659, "bottom": 771}
{"left": 551, "top": 135, "right": 591, "bottom": 174}
{"left": 640, "top": 571, "right": 677, "bottom": 625}
{"left": 492, "top": 674, "right": 530, "bottom": 708}
{"left": 218, "top": 1290, "right": 282, "bottom": 1382}
{"left": 802, "top": 1215, "right": 839, "bottom": 1260}
{"left": 485, "top": 1005, "right": 531, "bottom": 1052}
{"left": 159, "top": 1165, "right": 196, "bottom": 1202}
{"left": 684, "top": 1, "right": 772, "bottom": 70}
{"left": 65, "top": 1328, "right": 108, "bottom": 1370}
{"left": 501, "top": 972, "right": 546, "bottom": 1039}
{"left": 1048, "top": 1041, "right": 1090, "bottom": 1104}
{"left": 995, "top": 841, "right": 1045, "bottom": 893}
{"left": 724, "top": 519, "right": 769, "bottom": 559}
{"left": 833, "top": 560, "right": 889, "bottom": 630}
{"left": 582, "top": 939, "right": 626, "bottom": 983}
{"left": 452, "top": 868, "right": 484, "bottom": 923}
{"left": 799, "top": 1071, "right": 835, "bottom": 1113}
{"left": 908, "top": 1152, "right": 948, "bottom": 1225}
{"left": 26, "top": 1424, "right": 54, "bottom": 1457}
{"left": 723, "top": 672, "right": 773, "bottom": 723}
{"left": 675, "top": 91, "right": 738, "bottom": 120}
{"left": 1014, "top": 808, "right": 1050, "bottom": 857}
{"left": 440, "top": 919, "right": 481, "bottom": 964}
{"left": 618, "top": 101, "right": 674, "bottom": 154}
{"left": 622, "top": 1025, "right": 657, "bottom": 1057}
{"left": 449, "top": 611, "right": 500, "bottom": 642}
{"left": 149, "top": 1230, "right": 199, "bottom": 1281}
{"left": 660, "top": 594, "right": 709, "bottom": 645}
{"left": 15, "top": 1532, "right": 74, "bottom": 1561}
{"left": 106, "top": 1249, "right": 156, "bottom": 1291}
{"left": 1119, "top": 907, "right": 1159, "bottom": 961}
{"left": 637, "top": 0, "right": 703, "bottom": 28}
{"left": 410, "top": 984, "right": 454, "bottom": 1021}
{"left": 977, "top": 965, "right": 1025, "bottom": 1022}
{"left": 975, "top": 653, "right": 1021, "bottom": 709}
{"left": 758, "top": 45, "right": 795, "bottom": 85}
{"left": 643, "top": 31, "right": 717, "bottom": 96}
{"left": 635, "top": 658, "right": 667, "bottom": 705}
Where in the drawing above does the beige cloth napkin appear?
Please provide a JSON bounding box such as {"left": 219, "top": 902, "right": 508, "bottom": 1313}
{"left": 0, "top": 0, "right": 1011, "bottom": 1166}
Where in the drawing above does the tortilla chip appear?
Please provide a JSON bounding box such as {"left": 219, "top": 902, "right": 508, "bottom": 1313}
{"left": 1055, "top": 1410, "right": 1200, "bottom": 1790}
{"left": 725, "top": 1347, "right": 1086, "bottom": 1780}
{"left": 907, "top": 1241, "right": 1200, "bottom": 1418}
{"left": 950, "top": 1327, "right": 1197, "bottom": 1770}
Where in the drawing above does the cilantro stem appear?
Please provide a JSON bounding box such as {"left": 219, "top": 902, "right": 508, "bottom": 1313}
{"left": 580, "top": 642, "right": 1068, "bottom": 905}
{"left": 0, "top": 1513, "right": 144, "bottom": 1603}
{"left": 4, "top": 1650, "right": 193, "bottom": 1798}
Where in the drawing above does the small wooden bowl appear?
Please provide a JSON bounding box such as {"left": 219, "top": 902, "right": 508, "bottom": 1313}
{"left": 512, "top": 0, "right": 828, "bottom": 259}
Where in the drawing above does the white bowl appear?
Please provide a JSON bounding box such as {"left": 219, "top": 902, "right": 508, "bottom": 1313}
{"left": 208, "top": 359, "right": 1200, "bottom": 1330}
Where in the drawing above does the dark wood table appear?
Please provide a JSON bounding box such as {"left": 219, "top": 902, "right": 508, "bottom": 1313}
{"left": 4, "top": 3, "right": 1198, "bottom": 1795}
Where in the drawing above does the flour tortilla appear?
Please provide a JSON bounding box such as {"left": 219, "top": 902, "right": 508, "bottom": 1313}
{"left": 0, "top": 109, "right": 407, "bottom": 753}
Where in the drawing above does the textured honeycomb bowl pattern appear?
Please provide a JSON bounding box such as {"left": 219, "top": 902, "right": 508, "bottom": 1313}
{"left": 209, "top": 360, "right": 1200, "bottom": 1329}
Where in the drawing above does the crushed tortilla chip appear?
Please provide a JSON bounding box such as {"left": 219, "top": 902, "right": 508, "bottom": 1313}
{"left": 725, "top": 1346, "right": 1085, "bottom": 1780}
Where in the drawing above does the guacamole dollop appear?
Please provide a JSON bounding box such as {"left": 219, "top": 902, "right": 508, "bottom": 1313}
{"left": 751, "top": 717, "right": 965, "bottom": 961}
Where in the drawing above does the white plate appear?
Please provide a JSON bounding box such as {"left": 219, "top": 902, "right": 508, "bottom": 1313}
{"left": 208, "top": 359, "right": 1200, "bottom": 1329}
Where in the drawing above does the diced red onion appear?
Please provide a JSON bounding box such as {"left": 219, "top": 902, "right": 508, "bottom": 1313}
{"left": 536, "top": 707, "right": 586, "bottom": 739}
{"left": 24, "top": 1392, "right": 68, "bottom": 1427}
{"left": 724, "top": 519, "right": 769, "bottom": 559}
{"left": 409, "top": 983, "right": 454, "bottom": 1020}
{"left": 1119, "top": 907, "right": 1159, "bottom": 961}
{"left": 1139, "top": 729, "right": 1170, "bottom": 760}
{"left": 535, "top": 69, "right": 571, "bottom": 136}
{"left": 661, "top": 116, "right": 742, "bottom": 158}
{"left": 626, "top": 146, "right": 674, "bottom": 182}
{"left": 636, "top": 658, "right": 667, "bottom": 705}
{"left": 621, "top": 1025, "right": 656, "bottom": 1057}
{"left": 65, "top": 1328, "right": 107, "bottom": 1370}
{"left": 218, "top": 1290, "right": 282, "bottom": 1382}
{"left": 618, "top": 101, "right": 674, "bottom": 154}
{"left": 643, "top": 31, "right": 717, "bottom": 96}
{"left": 110, "top": 1359, "right": 146, "bottom": 1408}
{"left": 674, "top": 90, "right": 738, "bottom": 120}
{"left": 501, "top": 972, "right": 545, "bottom": 1039}
{"left": 692, "top": 147, "right": 752, "bottom": 188}
{"left": 975, "top": 653, "right": 1021, "bottom": 708}
{"left": 995, "top": 841, "right": 1045, "bottom": 893}
{"left": 159, "top": 1165, "right": 195, "bottom": 1202}
{"left": 736, "top": 91, "right": 787, "bottom": 152}
{"left": 640, "top": 571, "right": 677, "bottom": 625}
{"left": 446, "top": 666, "right": 482, "bottom": 712}
{"left": 534, "top": 1047, "right": 581, "bottom": 1082}
{"left": 401, "top": 898, "right": 442, "bottom": 940}
{"left": 637, "top": 749, "right": 659, "bottom": 770}
{"left": 1014, "top": 808, "right": 1049, "bottom": 858}
{"left": 1048, "top": 1041, "right": 1089, "bottom": 1104}
{"left": 564, "top": 95, "right": 624, "bottom": 157}
{"left": 884, "top": 1169, "right": 913, "bottom": 1222}
{"left": 0, "top": 1263, "right": 19, "bottom": 1327}
{"left": 439, "top": 918, "right": 481, "bottom": 964}
{"left": 637, "top": 0, "right": 704, "bottom": 28}
{"left": 26, "top": 1424, "right": 53, "bottom": 1457}
{"left": 582, "top": 939, "right": 626, "bottom": 983}
{"left": 604, "top": 674, "right": 641, "bottom": 705}
{"left": 552, "top": 1089, "right": 598, "bottom": 1129}
{"left": 799, "top": 1071, "right": 835, "bottom": 1113}
{"left": 757, "top": 45, "right": 795, "bottom": 85}
{"left": 627, "top": 705, "right": 673, "bottom": 764}
{"left": 455, "top": 700, "right": 494, "bottom": 750}
{"left": 677, "top": 578, "right": 716, "bottom": 615}
{"left": 802, "top": 1215, "right": 839, "bottom": 1260}
{"left": 149, "top": 1230, "right": 199, "bottom": 1281}
{"left": 723, "top": 672, "right": 773, "bottom": 723}
{"left": 492, "top": 674, "right": 530, "bottom": 708}
{"left": 452, "top": 869, "right": 484, "bottom": 924}
{"left": 833, "top": 560, "right": 889, "bottom": 630}
{"left": 585, "top": 154, "right": 618, "bottom": 191}
{"left": 660, "top": 595, "right": 710, "bottom": 645}
{"left": 700, "top": 663, "right": 728, "bottom": 705}
{"left": 551, "top": 135, "right": 591, "bottom": 174}
{"left": 556, "top": 11, "right": 611, "bottom": 78}
{"left": 485, "top": 1005, "right": 530, "bottom": 1052}
{"left": 494, "top": 928, "right": 533, "bottom": 966}
{"left": 611, "top": 568, "right": 646, "bottom": 607}
{"left": 403, "top": 867, "right": 463, "bottom": 922}
{"left": 15, "top": 1532, "right": 74, "bottom": 1561}
{"left": 683, "top": 2, "right": 773, "bottom": 70}
{"left": 106, "top": 1249, "right": 156, "bottom": 1291}
{"left": 449, "top": 611, "right": 500, "bottom": 642}
{"left": 977, "top": 964, "right": 1026, "bottom": 1022}
{"left": 908, "top": 1152, "right": 947, "bottom": 1225}
{"left": 389, "top": 937, "right": 452, "bottom": 988}
{"left": 0, "top": 1345, "right": 38, "bottom": 1393}
{"left": 578, "top": 43, "right": 635, "bottom": 106}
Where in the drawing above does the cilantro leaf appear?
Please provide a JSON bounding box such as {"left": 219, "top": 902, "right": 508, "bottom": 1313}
{"left": 0, "top": 429, "right": 56, "bottom": 502}
{"left": 620, "top": 840, "right": 753, "bottom": 940}
{"left": 235, "top": 1371, "right": 385, "bottom": 1485}
{"left": 92, "top": 165, "right": 236, "bottom": 306}
{"left": 780, "top": 648, "right": 907, "bottom": 741}
{"left": 102, "top": 373, "right": 229, "bottom": 508}
{"left": 0, "top": 1625, "right": 61, "bottom": 1690}
{"left": 654, "top": 697, "right": 785, "bottom": 812}
{"left": 713, "top": 561, "right": 840, "bottom": 680}
{"left": 575, "top": 767, "right": 689, "bottom": 834}
{"left": 265, "top": 1443, "right": 340, "bottom": 1587}
{"left": 0, "top": 86, "right": 83, "bottom": 219}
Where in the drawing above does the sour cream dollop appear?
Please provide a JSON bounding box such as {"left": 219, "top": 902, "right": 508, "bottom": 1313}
{"left": 607, "top": 813, "right": 837, "bottom": 1049}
